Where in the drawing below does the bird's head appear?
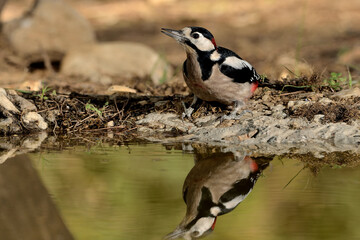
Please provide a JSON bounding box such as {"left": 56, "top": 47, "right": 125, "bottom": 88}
{"left": 164, "top": 215, "right": 217, "bottom": 240}
{"left": 161, "top": 27, "right": 217, "bottom": 54}
{"left": 164, "top": 184, "right": 219, "bottom": 240}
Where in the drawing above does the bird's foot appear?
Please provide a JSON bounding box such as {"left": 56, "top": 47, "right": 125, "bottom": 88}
{"left": 181, "top": 102, "right": 194, "bottom": 120}
{"left": 220, "top": 109, "right": 252, "bottom": 122}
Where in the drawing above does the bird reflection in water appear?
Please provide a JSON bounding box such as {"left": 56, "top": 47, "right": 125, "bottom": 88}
{"left": 165, "top": 148, "right": 269, "bottom": 240}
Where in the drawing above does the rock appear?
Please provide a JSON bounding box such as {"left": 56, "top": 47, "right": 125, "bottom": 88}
{"left": 107, "top": 85, "right": 137, "bottom": 94}
{"left": 331, "top": 87, "right": 360, "bottom": 99}
{"left": 61, "top": 42, "right": 173, "bottom": 85}
{"left": 0, "top": 89, "right": 20, "bottom": 114}
{"left": 0, "top": 88, "right": 48, "bottom": 134}
{"left": 3, "top": 0, "right": 96, "bottom": 62}
{"left": 333, "top": 123, "right": 360, "bottom": 145}
{"left": 0, "top": 132, "right": 48, "bottom": 164}
{"left": 22, "top": 112, "right": 48, "bottom": 130}
{"left": 9, "top": 94, "right": 37, "bottom": 113}
{"left": 237, "top": 129, "right": 258, "bottom": 142}
{"left": 318, "top": 98, "right": 333, "bottom": 104}
{"left": 271, "top": 104, "right": 287, "bottom": 119}
{"left": 287, "top": 100, "right": 311, "bottom": 110}
{"left": 136, "top": 112, "right": 194, "bottom": 133}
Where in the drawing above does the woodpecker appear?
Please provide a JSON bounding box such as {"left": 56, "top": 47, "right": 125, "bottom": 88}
{"left": 164, "top": 150, "right": 268, "bottom": 240}
{"left": 161, "top": 26, "right": 261, "bottom": 120}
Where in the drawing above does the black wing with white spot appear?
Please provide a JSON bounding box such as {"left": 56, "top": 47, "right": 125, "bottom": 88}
{"left": 217, "top": 47, "right": 260, "bottom": 84}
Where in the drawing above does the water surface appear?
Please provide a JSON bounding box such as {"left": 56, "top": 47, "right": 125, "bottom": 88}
{"left": 2, "top": 143, "right": 360, "bottom": 240}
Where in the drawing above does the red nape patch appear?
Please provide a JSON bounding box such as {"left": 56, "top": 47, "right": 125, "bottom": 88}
{"left": 211, "top": 38, "right": 217, "bottom": 49}
{"left": 251, "top": 81, "right": 259, "bottom": 93}
{"left": 211, "top": 217, "right": 217, "bottom": 230}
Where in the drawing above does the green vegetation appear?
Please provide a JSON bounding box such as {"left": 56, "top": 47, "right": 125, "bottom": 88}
{"left": 280, "top": 70, "right": 355, "bottom": 93}
{"left": 37, "top": 86, "right": 51, "bottom": 101}
{"left": 85, "top": 102, "right": 103, "bottom": 118}
{"left": 323, "top": 72, "right": 351, "bottom": 91}
{"left": 85, "top": 101, "right": 109, "bottom": 118}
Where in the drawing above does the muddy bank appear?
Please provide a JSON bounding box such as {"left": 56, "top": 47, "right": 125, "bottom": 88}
{"left": 0, "top": 85, "right": 359, "bottom": 155}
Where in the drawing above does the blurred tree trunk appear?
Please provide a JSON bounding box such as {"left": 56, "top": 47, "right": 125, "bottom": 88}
{"left": 0, "top": 0, "right": 7, "bottom": 30}
{"left": 0, "top": 155, "right": 74, "bottom": 240}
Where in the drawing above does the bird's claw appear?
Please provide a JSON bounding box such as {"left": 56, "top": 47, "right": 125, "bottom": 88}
{"left": 182, "top": 107, "right": 194, "bottom": 120}
{"left": 181, "top": 101, "right": 194, "bottom": 120}
{"left": 220, "top": 110, "right": 252, "bottom": 123}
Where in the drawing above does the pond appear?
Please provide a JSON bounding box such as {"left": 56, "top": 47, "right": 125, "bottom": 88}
{"left": 1, "top": 143, "right": 360, "bottom": 240}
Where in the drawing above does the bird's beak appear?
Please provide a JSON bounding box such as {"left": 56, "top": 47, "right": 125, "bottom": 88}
{"left": 161, "top": 28, "right": 186, "bottom": 43}
{"left": 163, "top": 227, "right": 186, "bottom": 240}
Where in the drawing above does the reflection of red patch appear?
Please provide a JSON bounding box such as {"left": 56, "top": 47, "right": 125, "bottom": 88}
{"left": 194, "top": 83, "right": 205, "bottom": 89}
{"left": 250, "top": 161, "right": 258, "bottom": 172}
{"left": 251, "top": 81, "right": 259, "bottom": 93}
{"left": 211, "top": 217, "right": 217, "bottom": 230}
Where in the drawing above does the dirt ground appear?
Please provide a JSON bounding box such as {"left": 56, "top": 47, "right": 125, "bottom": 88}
{"left": 1, "top": 0, "right": 360, "bottom": 93}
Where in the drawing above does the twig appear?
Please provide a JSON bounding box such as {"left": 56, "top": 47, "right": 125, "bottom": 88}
{"left": 278, "top": 91, "right": 306, "bottom": 96}
{"left": 69, "top": 113, "right": 97, "bottom": 130}
{"left": 283, "top": 166, "right": 306, "bottom": 190}
{"left": 82, "top": 125, "right": 127, "bottom": 132}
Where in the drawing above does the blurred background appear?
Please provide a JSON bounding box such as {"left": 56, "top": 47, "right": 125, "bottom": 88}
{"left": 1, "top": 0, "right": 359, "bottom": 93}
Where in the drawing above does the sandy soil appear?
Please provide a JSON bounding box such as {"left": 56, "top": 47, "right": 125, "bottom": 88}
{"left": 1, "top": 0, "right": 359, "bottom": 93}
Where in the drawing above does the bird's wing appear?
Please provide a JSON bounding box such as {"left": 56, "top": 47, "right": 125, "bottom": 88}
{"left": 218, "top": 47, "right": 260, "bottom": 84}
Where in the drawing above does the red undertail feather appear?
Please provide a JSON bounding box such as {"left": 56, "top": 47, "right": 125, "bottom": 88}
{"left": 251, "top": 81, "right": 259, "bottom": 94}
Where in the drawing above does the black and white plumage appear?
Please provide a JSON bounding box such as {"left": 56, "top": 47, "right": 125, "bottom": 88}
{"left": 161, "top": 26, "right": 261, "bottom": 119}
{"left": 164, "top": 150, "right": 268, "bottom": 240}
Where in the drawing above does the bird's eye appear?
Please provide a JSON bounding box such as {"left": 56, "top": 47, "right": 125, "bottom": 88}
{"left": 191, "top": 230, "right": 200, "bottom": 237}
{"left": 192, "top": 33, "right": 200, "bottom": 39}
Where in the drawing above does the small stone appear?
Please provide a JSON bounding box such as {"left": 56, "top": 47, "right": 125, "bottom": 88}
{"left": 107, "top": 85, "right": 137, "bottom": 94}
{"left": 318, "top": 98, "right": 333, "bottom": 104}
{"left": 313, "top": 114, "right": 325, "bottom": 124}
{"left": 287, "top": 101, "right": 295, "bottom": 108}
{"left": 237, "top": 130, "right": 258, "bottom": 141}
{"left": 332, "top": 87, "right": 360, "bottom": 99}
{"left": 107, "top": 121, "right": 115, "bottom": 127}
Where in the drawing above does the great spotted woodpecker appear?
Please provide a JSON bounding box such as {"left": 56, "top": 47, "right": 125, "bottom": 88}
{"left": 164, "top": 151, "right": 268, "bottom": 240}
{"left": 161, "top": 26, "right": 261, "bottom": 120}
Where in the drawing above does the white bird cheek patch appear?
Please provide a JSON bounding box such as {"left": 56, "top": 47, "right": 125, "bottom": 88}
{"left": 192, "top": 37, "right": 215, "bottom": 52}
